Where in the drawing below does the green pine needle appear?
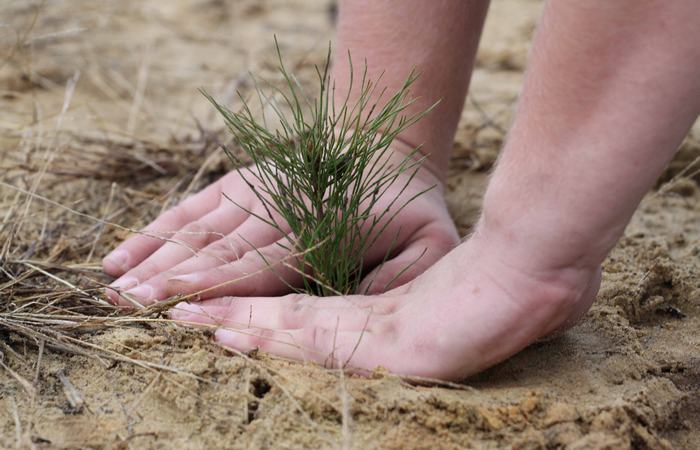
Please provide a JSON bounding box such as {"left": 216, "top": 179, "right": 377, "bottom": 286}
{"left": 202, "top": 40, "right": 435, "bottom": 296}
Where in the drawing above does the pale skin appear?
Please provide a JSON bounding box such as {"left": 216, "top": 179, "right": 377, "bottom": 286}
{"left": 103, "top": 1, "right": 700, "bottom": 380}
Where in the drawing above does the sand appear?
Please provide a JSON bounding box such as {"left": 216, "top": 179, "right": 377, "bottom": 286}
{"left": 1, "top": 1, "right": 698, "bottom": 448}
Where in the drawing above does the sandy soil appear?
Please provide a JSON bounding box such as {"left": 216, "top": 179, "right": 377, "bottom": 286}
{"left": 1, "top": 1, "right": 698, "bottom": 448}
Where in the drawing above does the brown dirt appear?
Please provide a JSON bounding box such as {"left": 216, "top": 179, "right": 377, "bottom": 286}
{"left": 1, "top": 1, "right": 698, "bottom": 449}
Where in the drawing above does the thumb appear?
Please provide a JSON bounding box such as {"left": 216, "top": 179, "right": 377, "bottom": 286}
{"left": 359, "top": 226, "right": 457, "bottom": 294}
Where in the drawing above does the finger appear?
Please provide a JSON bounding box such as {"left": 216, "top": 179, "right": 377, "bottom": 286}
{"left": 171, "top": 294, "right": 396, "bottom": 371}
{"left": 102, "top": 181, "right": 224, "bottom": 276}
{"left": 163, "top": 235, "right": 300, "bottom": 300}
{"left": 359, "top": 224, "right": 457, "bottom": 294}
{"left": 132, "top": 221, "right": 288, "bottom": 302}
{"left": 170, "top": 294, "right": 383, "bottom": 330}
{"left": 161, "top": 213, "right": 288, "bottom": 279}
{"left": 173, "top": 291, "right": 400, "bottom": 312}
{"left": 214, "top": 326, "right": 387, "bottom": 371}
{"left": 106, "top": 204, "right": 251, "bottom": 305}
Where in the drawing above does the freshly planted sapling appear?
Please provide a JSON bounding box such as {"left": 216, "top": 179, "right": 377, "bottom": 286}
{"left": 202, "top": 42, "right": 435, "bottom": 296}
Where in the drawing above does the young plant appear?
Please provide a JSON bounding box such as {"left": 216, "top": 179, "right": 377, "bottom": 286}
{"left": 202, "top": 42, "right": 434, "bottom": 296}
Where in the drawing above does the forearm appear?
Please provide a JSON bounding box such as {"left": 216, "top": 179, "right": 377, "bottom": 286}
{"left": 479, "top": 0, "right": 700, "bottom": 274}
{"left": 332, "top": 0, "right": 489, "bottom": 181}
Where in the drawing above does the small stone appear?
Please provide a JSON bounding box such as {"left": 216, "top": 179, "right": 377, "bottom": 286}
{"left": 476, "top": 407, "right": 505, "bottom": 430}
{"left": 520, "top": 393, "right": 539, "bottom": 414}
{"left": 543, "top": 402, "right": 579, "bottom": 427}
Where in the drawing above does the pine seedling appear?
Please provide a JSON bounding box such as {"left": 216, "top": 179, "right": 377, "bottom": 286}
{"left": 202, "top": 41, "right": 435, "bottom": 296}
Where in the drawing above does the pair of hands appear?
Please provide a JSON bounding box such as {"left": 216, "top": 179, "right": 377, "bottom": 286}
{"left": 103, "top": 154, "right": 598, "bottom": 379}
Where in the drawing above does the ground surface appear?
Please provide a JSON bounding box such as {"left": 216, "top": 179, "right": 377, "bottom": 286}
{"left": 1, "top": 1, "right": 699, "bottom": 449}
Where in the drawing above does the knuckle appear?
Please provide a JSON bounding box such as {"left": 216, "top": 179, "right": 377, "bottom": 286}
{"left": 237, "top": 331, "right": 258, "bottom": 351}
{"left": 159, "top": 268, "right": 180, "bottom": 283}
{"left": 213, "top": 264, "right": 260, "bottom": 297}
{"left": 183, "top": 220, "right": 211, "bottom": 234}
{"left": 238, "top": 248, "right": 265, "bottom": 266}
{"left": 375, "top": 318, "right": 399, "bottom": 343}
{"left": 207, "top": 296, "right": 237, "bottom": 308}
{"left": 209, "top": 264, "right": 239, "bottom": 292}
{"left": 279, "top": 298, "right": 309, "bottom": 329}
{"left": 250, "top": 328, "right": 276, "bottom": 349}
{"left": 373, "top": 298, "right": 399, "bottom": 315}
{"left": 165, "top": 205, "right": 190, "bottom": 225}
{"left": 304, "top": 326, "right": 325, "bottom": 351}
{"left": 284, "top": 293, "right": 306, "bottom": 304}
{"left": 211, "top": 188, "right": 224, "bottom": 208}
{"left": 178, "top": 220, "right": 217, "bottom": 246}
{"left": 134, "top": 259, "right": 160, "bottom": 279}
{"left": 204, "top": 239, "right": 242, "bottom": 262}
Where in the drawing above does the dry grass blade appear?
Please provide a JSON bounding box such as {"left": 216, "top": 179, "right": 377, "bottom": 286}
{"left": 0, "top": 358, "right": 36, "bottom": 399}
{"left": 20, "top": 261, "right": 110, "bottom": 306}
{"left": 55, "top": 369, "right": 84, "bottom": 412}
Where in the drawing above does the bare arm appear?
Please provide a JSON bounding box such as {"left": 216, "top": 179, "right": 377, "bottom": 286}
{"left": 481, "top": 0, "right": 700, "bottom": 280}
{"left": 332, "top": 0, "right": 490, "bottom": 181}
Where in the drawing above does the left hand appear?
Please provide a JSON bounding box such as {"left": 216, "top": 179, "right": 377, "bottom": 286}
{"left": 103, "top": 148, "right": 459, "bottom": 305}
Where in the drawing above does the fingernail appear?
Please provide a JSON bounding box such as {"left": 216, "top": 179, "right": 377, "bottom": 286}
{"left": 168, "top": 273, "right": 199, "bottom": 286}
{"left": 169, "top": 303, "right": 186, "bottom": 319}
{"left": 104, "top": 277, "right": 138, "bottom": 305}
{"left": 103, "top": 287, "right": 120, "bottom": 304}
{"left": 104, "top": 250, "right": 130, "bottom": 272}
{"left": 124, "top": 284, "right": 154, "bottom": 302}
{"left": 170, "top": 301, "right": 195, "bottom": 320}
{"left": 214, "top": 328, "right": 234, "bottom": 345}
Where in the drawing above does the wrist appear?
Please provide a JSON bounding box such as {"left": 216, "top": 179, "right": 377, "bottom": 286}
{"left": 455, "top": 229, "right": 602, "bottom": 337}
{"left": 467, "top": 221, "right": 602, "bottom": 332}
{"left": 389, "top": 134, "right": 450, "bottom": 187}
{"left": 473, "top": 190, "right": 603, "bottom": 284}
{"left": 476, "top": 156, "right": 625, "bottom": 274}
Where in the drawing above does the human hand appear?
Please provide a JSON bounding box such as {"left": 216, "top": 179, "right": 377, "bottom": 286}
{"left": 169, "top": 232, "right": 601, "bottom": 380}
{"left": 103, "top": 150, "right": 459, "bottom": 306}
